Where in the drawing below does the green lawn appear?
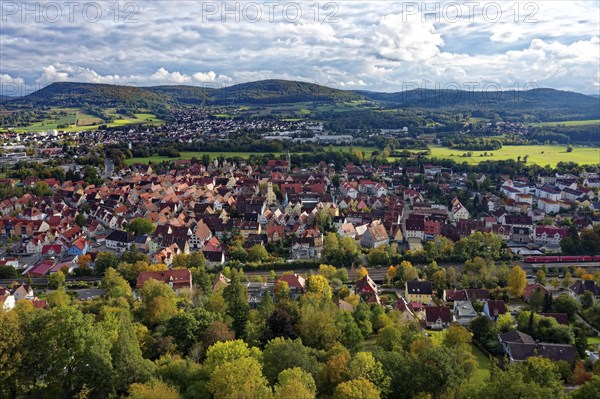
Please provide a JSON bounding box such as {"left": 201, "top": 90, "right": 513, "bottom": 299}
{"left": 588, "top": 336, "right": 600, "bottom": 350}
{"left": 469, "top": 344, "right": 492, "bottom": 387}
{"left": 529, "top": 119, "right": 600, "bottom": 127}
{"left": 424, "top": 330, "right": 491, "bottom": 386}
{"left": 427, "top": 329, "right": 447, "bottom": 345}
{"left": 400, "top": 145, "right": 600, "bottom": 167}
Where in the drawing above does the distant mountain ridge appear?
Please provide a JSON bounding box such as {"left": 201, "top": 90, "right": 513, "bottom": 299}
{"left": 5, "top": 79, "right": 600, "bottom": 120}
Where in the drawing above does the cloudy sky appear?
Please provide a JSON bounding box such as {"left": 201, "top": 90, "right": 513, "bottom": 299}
{"left": 0, "top": 1, "right": 598, "bottom": 95}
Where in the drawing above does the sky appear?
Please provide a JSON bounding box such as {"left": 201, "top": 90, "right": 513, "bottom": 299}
{"left": 0, "top": 0, "right": 599, "bottom": 95}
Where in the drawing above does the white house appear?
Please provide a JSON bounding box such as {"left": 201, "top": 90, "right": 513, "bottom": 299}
{"left": 535, "top": 186, "right": 561, "bottom": 201}
{"left": 537, "top": 198, "right": 560, "bottom": 214}
{"left": 534, "top": 226, "right": 568, "bottom": 246}
{"left": 0, "top": 294, "right": 15, "bottom": 311}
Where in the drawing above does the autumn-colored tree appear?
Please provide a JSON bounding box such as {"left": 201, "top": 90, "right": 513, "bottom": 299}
{"left": 319, "top": 264, "right": 337, "bottom": 280}
{"left": 297, "top": 302, "right": 340, "bottom": 350}
{"left": 333, "top": 378, "right": 381, "bottom": 399}
{"left": 344, "top": 352, "right": 390, "bottom": 396}
{"left": 274, "top": 378, "right": 314, "bottom": 399}
{"left": 535, "top": 269, "right": 546, "bottom": 285}
{"left": 508, "top": 266, "right": 527, "bottom": 297}
{"left": 77, "top": 254, "right": 92, "bottom": 269}
{"left": 140, "top": 279, "right": 178, "bottom": 326}
{"left": 443, "top": 324, "right": 473, "bottom": 349}
{"left": 208, "top": 356, "right": 271, "bottom": 399}
{"left": 46, "top": 287, "right": 71, "bottom": 307}
{"left": 102, "top": 267, "right": 132, "bottom": 298}
{"left": 47, "top": 270, "right": 65, "bottom": 289}
{"left": 562, "top": 272, "right": 574, "bottom": 289}
{"left": 274, "top": 280, "right": 291, "bottom": 301}
{"left": 386, "top": 265, "right": 397, "bottom": 283}
{"left": 356, "top": 266, "right": 369, "bottom": 280}
{"left": 570, "top": 359, "right": 592, "bottom": 385}
{"left": 203, "top": 321, "right": 235, "bottom": 348}
{"left": 306, "top": 274, "right": 332, "bottom": 300}
{"left": 247, "top": 244, "right": 270, "bottom": 263}
{"left": 318, "top": 348, "right": 351, "bottom": 396}
{"left": 127, "top": 379, "right": 181, "bottom": 399}
{"left": 203, "top": 340, "right": 258, "bottom": 375}
{"left": 276, "top": 367, "right": 316, "bottom": 396}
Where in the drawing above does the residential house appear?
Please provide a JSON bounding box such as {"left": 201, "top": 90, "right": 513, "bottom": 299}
{"left": 355, "top": 274, "right": 380, "bottom": 304}
{"left": 483, "top": 299, "right": 508, "bottom": 321}
{"left": 275, "top": 273, "right": 306, "bottom": 298}
{"left": 534, "top": 226, "right": 568, "bottom": 246}
{"left": 425, "top": 306, "right": 452, "bottom": 329}
{"left": 105, "top": 230, "right": 135, "bottom": 252}
{"left": 26, "top": 260, "right": 56, "bottom": 277}
{"left": 393, "top": 297, "right": 418, "bottom": 323}
{"left": 498, "top": 330, "right": 578, "bottom": 363}
{"left": 360, "top": 222, "right": 389, "bottom": 248}
{"left": 0, "top": 294, "right": 15, "bottom": 311}
{"left": 570, "top": 280, "right": 600, "bottom": 299}
{"left": 453, "top": 300, "right": 478, "bottom": 326}
{"left": 523, "top": 283, "right": 549, "bottom": 302}
{"left": 135, "top": 269, "right": 192, "bottom": 292}
{"left": 68, "top": 237, "right": 89, "bottom": 256}
{"left": 405, "top": 280, "right": 433, "bottom": 305}
{"left": 212, "top": 272, "right": 230, "bottom": 292}
{"left": 12, "top": 284, "right": 34, "bottom": 301}
{"left": 451, "top": 197, "right": 470, "bottom": 220}
{"left": 537, "top": 198, "right": 560, "bottom": 214}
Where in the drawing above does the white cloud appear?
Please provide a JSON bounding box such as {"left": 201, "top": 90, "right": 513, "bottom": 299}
{"left": 0, "top": 74, "right": 25, "bottom": 86}
{"left": 340, "top": 80, "right": 367, "bottom": 87}
{"left": 193, "top": 71, "right": 217, "bottom": 82}
{"left": 0, "top": 1, "right": 598, "bottom": 94}
{"left": 370, "top": 13, "right": 444, "bottom": 62}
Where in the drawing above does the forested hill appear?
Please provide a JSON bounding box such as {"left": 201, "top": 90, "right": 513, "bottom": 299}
{"left": 5, "top": 80, "right": 600, "bottom": 120}
{"left": 357, "top": 88, "right": 600, "bottom": 121}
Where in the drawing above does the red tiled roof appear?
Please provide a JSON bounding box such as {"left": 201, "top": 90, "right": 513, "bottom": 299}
{"left": 135, "top": 269, "right": 192, "bottom": 290}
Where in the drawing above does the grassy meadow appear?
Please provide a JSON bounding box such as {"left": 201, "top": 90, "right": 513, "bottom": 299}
{"left": 528, "top": 119, "right": 600, "bottom": 127}
{"left": 11, "top": 108, "right": 164, "bottom": 133}
{"left": 405, "top": 145, "right": 600, "bottom": 167}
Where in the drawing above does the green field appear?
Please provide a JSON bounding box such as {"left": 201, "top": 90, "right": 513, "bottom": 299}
{"left": 12, "top": 111, "right": 77, "bottom": 132}
{"left": 12, "top": 109, "right": 164, "bottom": 133}
{"left": 529, "top": 119, "right": 600, "bottom": 127}
{"left": 588, "top": 336, "right": 600, "bottom": 350}
{"left": 469, "top": 344, "right": 492, "bottom": 386}
{"left": 403, "top": 145, "right": 600, "bottom": 167}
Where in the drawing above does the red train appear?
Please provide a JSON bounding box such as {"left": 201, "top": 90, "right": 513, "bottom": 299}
{"left": 524, "top": 255, "right": 600, "bottom": 263}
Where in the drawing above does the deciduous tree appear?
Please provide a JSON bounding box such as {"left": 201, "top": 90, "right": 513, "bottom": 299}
{"left": 508, "top": 266, "right": 527, "bottom": 297}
